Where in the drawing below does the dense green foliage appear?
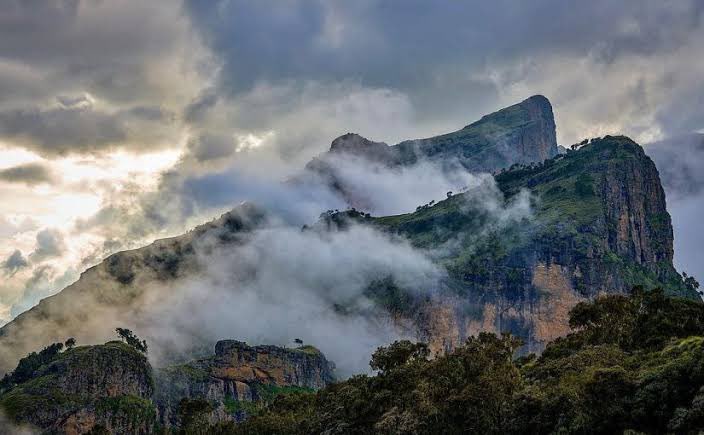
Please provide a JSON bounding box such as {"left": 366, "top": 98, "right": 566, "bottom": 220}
{"left": 0, "top": 342, "right": 63, "bottom": 391}
{"left": 222, "top": 288, "right": 704, "bottom": 434}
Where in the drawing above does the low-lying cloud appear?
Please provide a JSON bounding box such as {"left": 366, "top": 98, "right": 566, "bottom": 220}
{"left": 138, "top": 223, "right": 443, "bottom": 375}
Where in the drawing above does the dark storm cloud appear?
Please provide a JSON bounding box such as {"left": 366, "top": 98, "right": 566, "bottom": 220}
{"left": 1, "top": 250, "right": 28, "bottom": 277}
{"left": 0, "top": 0, "right": 199, "bottom": 156}
{"left": 0, "top": 105, "right": 125, "bottom": 156}
{"left": 647, "top": 134, "right": 704, "bottom": 285}
{"left": 0, "top": 102, "right": 178, "bottom": 157}
{"left": 183, "top": 89, "right": 219, "bottom": 124}
{"left": 184, "top": 0, "right": 704, "bottom": 142}
{"left": 0, "top": 163, "right": 54, "bottom": 186}
{"left": 647, "top": 134, "right": 704, "bottom": 199}
{"left": 184, "top": 0, "right": 703, "bottom": 92}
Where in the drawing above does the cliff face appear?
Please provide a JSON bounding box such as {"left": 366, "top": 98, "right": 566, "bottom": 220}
{"left": 0, "top": 341, "right": 155, "bottom": 434}
{"left": 370, "top": 136, "right": 693, "bottom": 354}
{"left": 154, "top": 340, "right": 335, "bottom": 427}
{"left": 0, "top": 339, "right": 333, "bottom": 433}
{"left": 0, "top": 98, "right": 690, "bottom": 386}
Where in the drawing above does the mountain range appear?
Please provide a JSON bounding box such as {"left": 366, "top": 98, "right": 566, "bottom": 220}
{"left": 0, "top": 95, "right": 698, "bottom": 432}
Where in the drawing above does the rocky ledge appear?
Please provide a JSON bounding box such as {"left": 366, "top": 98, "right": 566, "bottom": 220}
{"left": 154, "top": 340, "right": 335, "bottom": 428}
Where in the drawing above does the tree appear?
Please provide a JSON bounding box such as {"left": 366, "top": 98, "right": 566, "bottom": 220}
{"left": 370, "top": 340, "right": 429, "bottom": 374}
{"left": 64, "top": 337, "right": 76, "bottom": 350}
{"left": 115, "top": 327, "right": 148, "bottom": 354}
{"left": 683, "top": 272, "right": 700, "bottom": 294}
{"left": 1, "top": 342, "right": 64, "bottom": 389}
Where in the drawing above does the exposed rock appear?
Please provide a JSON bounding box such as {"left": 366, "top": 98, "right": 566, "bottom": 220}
{"left": 370, "top": 136, "right": 695, "bottom": 354}
{"left": 154, "top": 340, "right": 335, "bottom": 428}
{"left": 0, "top": 101, "right": 691, "bottom": 380}
{"left": 0, "top": 341, "right": 155, "bottom": 434}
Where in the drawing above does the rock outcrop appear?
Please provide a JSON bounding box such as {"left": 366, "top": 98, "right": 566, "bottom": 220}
{"left": 369, "top": 136, "right": 694, "bottom": 354}
{"left": 154, "top": 340, "right": 335, "bottom": 427}
{"left": 0, "top": 339, "right": 334, "bottom": 433}
{"left": 0, "top": 341, "right": 155, "bottom": 434}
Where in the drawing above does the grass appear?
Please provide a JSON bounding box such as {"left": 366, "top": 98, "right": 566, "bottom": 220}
{"left": 294, "top": 345, "right": 323, "bottom": 356}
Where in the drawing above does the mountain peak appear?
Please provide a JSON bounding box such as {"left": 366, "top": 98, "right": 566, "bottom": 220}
{"left": 329, "top": 133, "right": 389, "bottom": 154}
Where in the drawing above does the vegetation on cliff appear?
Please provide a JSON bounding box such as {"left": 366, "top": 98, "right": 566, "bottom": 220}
{"left": 224, "top": 288, "right": 704, "bottom": 434}
{"left": 0, "top": 340, "right": 155, "bottom": 433}
{"left": 372, "top": 135, "right": 693, "bottom": 299}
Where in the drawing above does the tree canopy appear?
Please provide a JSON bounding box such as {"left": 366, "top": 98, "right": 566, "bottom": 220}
{"left": 227, "top": 287, "right": 704, "bottom": 434}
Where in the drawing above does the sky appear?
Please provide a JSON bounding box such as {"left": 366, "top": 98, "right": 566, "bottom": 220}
{"left": 0, "top": 0, "right": 703, "bottom": 325}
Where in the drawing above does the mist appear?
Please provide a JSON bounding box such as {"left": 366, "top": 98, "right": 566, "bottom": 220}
{"left": 0, "top": 149, "right": 539, "bottom": 377}
{"left": 134, "top": 223, "right": 442, "bottom": 375}
{"left": 121, "top": 162, "right": 533, "bottom": 375}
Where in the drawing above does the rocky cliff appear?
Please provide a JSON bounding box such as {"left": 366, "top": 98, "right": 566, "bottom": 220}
{"left": 368, "top": 136, "right": 695, "bottom": 354}
{"left": 0, "top": 341, "right": 155, "bottom": 434}
{"left": 0, "top": 339, "right": 333, "bottom": 433}
{"left": 0, "top": 98, "right": 691, "bottom": 382}
{"left": 154, "top": 340, "right": 335, "bottom": 427}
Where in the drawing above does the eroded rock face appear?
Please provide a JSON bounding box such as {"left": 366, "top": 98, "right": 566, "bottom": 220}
{"left": 0, "top": 342, "right": 155, "bottom": 434}
{"left": 373, "top": 136, "right": 694, "bottom": 354}
{"left": 0, "top": 339, "right": 335, "bottom": 433}
{"left": 154, "top": 340, "right": 335, "bottom": 427}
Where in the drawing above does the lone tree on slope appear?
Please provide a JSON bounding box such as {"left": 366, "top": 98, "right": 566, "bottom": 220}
{"left": 115, "top": 327, "right": 148, "bottom": 354}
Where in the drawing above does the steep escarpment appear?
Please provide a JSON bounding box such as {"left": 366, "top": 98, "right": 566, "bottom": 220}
{"left": 369, "top": 136, "right": 695, "bottom": 354}
{"left": 0, "top": 203, "right": 267, "bottom": 374}
{"left": 154, "top": 340, "right": 335, "bottom": 427}
{"left": 0, "top": 341, "right": 155, "bottom": 434}
{"left": 0, "top": 339, "right": 333, "bottom": 433}
{"left": 305, "top": 95, "right": 558, "bottom": 201}
{"left": 0, "top": 98, "right": 691, "bottom": 385}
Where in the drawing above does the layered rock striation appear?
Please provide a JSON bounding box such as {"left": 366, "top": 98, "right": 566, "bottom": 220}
{"left": 155, "top": 340, "right": 335, "bottom": 427}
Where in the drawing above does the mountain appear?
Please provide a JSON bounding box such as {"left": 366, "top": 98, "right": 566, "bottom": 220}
{"left": 0, "top": 97, "right": 693, "bottom": 376}
{"left": 0, "top": 203, "right": 268, "bottom": 373}
{"left": 305, "top": 95, "right": 558, "bottom": 204}
{"left": 364, "top": 135, "right": 695, "bottom": 354}
{"left": 0, "top": 339, "right": 333, "bottom": 433}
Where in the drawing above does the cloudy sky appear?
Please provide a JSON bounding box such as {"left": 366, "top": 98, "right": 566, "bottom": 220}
{"left": 0, "top": 0, "right": 703, "bottom": 324}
